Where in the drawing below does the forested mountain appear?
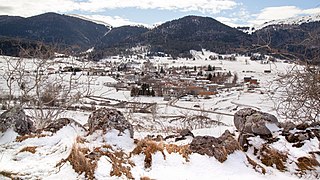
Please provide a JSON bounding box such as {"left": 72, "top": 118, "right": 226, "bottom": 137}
{"left": 0, "top": 12, "right": 319, "bottom": 62}
{"left": 0, "top": 12, "right": 109, "bottom": 51}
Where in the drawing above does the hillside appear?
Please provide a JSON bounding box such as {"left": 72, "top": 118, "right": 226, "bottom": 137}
{"left": 100, "top": 25, "right": 149, "bottom": 47}
{"left": 252, "top": 21, "right": 320, "bottom": 62}
{"left": 0, "top": 12, "right": 110, "bottom": 51}
{"left": 0, "top": 12, "right": 320, "bottom": 61}
{"left": 145, "top": 16, "right": 252, "bottom": 57}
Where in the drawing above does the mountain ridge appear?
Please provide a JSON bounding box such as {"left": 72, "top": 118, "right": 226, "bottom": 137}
{"left": 0, "top": 12, "right": 319, "bottom": 62}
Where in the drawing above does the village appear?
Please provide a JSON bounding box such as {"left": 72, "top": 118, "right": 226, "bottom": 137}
{"left": 42, "top": 53, "right": 270, "bottom": 102}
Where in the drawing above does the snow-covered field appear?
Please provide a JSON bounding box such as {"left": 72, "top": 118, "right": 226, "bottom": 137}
{"left": 1, "top": 51, "right": 318, "bottom": 179}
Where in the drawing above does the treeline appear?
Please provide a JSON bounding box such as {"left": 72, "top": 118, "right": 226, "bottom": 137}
{"left": 131, "top": 84, "right": 156, "bottom": 97}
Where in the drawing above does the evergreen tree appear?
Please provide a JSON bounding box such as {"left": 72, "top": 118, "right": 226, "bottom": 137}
{"left": 151, "top": 89, "right": 155, "bottom": 96}
{"left": 160, "top": 66, "right": 165, "bottom": 73}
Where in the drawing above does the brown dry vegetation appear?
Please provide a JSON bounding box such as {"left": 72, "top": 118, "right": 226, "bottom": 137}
{"left": 165, "top": 144, "right": 191, "bottom": 162}
{"left": 76, "top": 136, "right": 87, "bottom": 144}
{"left": 16, "top": 134, "right": 47, "bottom": 142}
{"left": 259, "top": 145, "right": 288, "bottom": 171}
{"left": 140, "top": 176, "right": 152, "bottom": 180}
{"left": 19, "top": 146, "right": 37, "bottom": 154}
{"left": 56, "top": 144, "right": 97, "bottom": 180}
{"left": 0, "top": 171, "right": 17, "bottom": 179}
{"left": 131, "top": 139, "right": 166, "bottom": 169}
{"left": 94, "top": 145, "right": 135, "bottom": 179}
{"left": 296, "top": 155, "right": 320, "bottom": 172}
{"left": 246, "top": 155, "right": 266, "bottom": 174}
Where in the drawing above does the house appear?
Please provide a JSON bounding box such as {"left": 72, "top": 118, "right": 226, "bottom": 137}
{"left": 244, "top": 77, "right": 252, "bottom": 83}
{"left": 198, "top": 91, "right": 216, "bottom": 96}
{"left": 46, "top": 67, "right": 56, "bottom": 74}
{"left": 205, "top": 84, "right": 219, "bottom": 92}
{"left": 243, "top": 76, "right": 259, "bottom": 88}
{"left": 249, "top": 79, "right": 259, "bottom": 85}
{"left": 86, "top": 68, "right": 107, "bottom": 76}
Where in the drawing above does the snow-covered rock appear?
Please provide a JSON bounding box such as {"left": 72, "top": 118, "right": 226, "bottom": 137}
{"left": 42, "top": 118, "right": 85, "bottom": 133}
{"left": 190, "top": 130, "right": 240, "bottom": 162}
{"left": 234, "top": 108, "right": 279, "bottom": 137}
{"left": 88, "top": 107, "right": 134, "bottom": 138}
{"left": 0, "top": 106, "right": 34, "bottom": 135}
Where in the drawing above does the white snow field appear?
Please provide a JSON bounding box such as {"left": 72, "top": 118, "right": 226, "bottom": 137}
{"left": 0, "top": 51, "right": 318, "bottom": 179}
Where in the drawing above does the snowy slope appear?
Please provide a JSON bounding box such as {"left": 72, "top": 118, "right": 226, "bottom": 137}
{"left": 242, "top": 13, "right": 320, "bottom": 34}
{"left": 68, "top": 14, "right": 112, "bottom": 28}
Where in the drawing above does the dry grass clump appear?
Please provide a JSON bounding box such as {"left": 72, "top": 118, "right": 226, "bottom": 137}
{"left": 165, "top": 144, "right": 191, "bottom": 162}
{"left": 296, "top": 155, "right": 320, "bottom": 172}
{"left": 259, "top": 145, "right": 288, "bottom": 171}
{"left": 56, "top": 143, "right": 97, "bottom": 180}
{"left": 76, "top": 136, "right": 87, "bottom": 144}
{"left": 94, "top": 146, "right": 135, "bottom": 179}
{"left": 140, "top": 176, "right": 153, "bottom": 180}
{"left": 0, "top": 171, "right": 17, "bottom": 179}
{"left": 131, "top": 139, "right": 166, "bottom": 169}
{"left": 19, "top": 146, "right": 37, "bottom": 154}
{"left": 16, "top": 134, "right": 47, "bottom": 142}
{"left": 246, "top": 155, "right": 266, "bottom": 174}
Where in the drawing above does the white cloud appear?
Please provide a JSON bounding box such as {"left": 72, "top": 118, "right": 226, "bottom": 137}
{"left": 0, "top": 0, "right": 79, "bottom": 17}
{"left": 75, "top": 14, "right": 150, "bottom": 27}
{"left": 0, "top": 0, "right": 237, "bottom": 17}
{"left": 249, "top": 6, "right": 320, "bottom": 25}
{"left": 78, "top": 0, "right": 237, "bottom": 14}
{"left": 216, "top": 17, "right": 242, "bottom": 27}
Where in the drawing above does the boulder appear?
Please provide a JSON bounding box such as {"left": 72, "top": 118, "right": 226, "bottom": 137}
{"left": 234, "top": 108, "right": 279, "bottom": 137}
{"left": 0, "top": 106, "right": 34, "bottom": 135}
{"left": 179, "top": 129, "right": 194, "bottom": 138}
{"left": 238, "top": 133, "right": 255, "bottom": 151}
{"left": 280, "top": 121, "right": 296, "bottom": 133}
{"left": 42, "top": 118, "right": 85, "bottom": 133}
{"left": 88, "top": 108, "right": 133, "bottom": 138}
{"left": 296, "top": 123, "right": 310, "bottom": 130}
{"left": 190, "top": 130, "right": 240, "bottom": 162}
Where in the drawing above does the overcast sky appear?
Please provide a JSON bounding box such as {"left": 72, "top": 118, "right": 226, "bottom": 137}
{"left": 0, "top": 0, "right": 319, "bottom": 27}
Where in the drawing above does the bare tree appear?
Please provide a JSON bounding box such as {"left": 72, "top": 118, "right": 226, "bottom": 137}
{"left": 1, "top": 43, "right": 94, "bottom": 128}
{"left": 274, "top": 64, "right": 320, "bottom": 123}
{"left": 254, "top": 26, "right": 320, "bottom": 123}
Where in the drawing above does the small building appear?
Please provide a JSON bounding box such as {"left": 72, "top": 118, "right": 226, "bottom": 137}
{"left": 205, "top": 84, "right": 219, "bottom": 92}
{"left": 244, "top": 77, "right": 252, "bottom": 83}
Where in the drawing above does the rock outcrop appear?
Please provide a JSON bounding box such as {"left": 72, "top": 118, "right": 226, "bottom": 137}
{"left": 234, "top": 108, "right": 279, "bottom": 136}
{"left": 42, "top": 118, "right": 85, "bottom": 133}
{"left": 190, "top": 130, "right": 240, "bottom": 162}
{"left": 88, "top": 108, "right": 134, "bottom": 138}
{"left": 0, "top": 106, "right": 34, "bottom": 135}
{"left": 234, "top": 108, "right": 280, "bottom": 150}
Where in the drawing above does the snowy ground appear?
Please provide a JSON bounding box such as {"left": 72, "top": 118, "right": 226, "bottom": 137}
{"left": 1, "top": 125, "right": 318, "bottom": 179}
{"left": 1, "top": 52, "right": 318, "bottom": 179}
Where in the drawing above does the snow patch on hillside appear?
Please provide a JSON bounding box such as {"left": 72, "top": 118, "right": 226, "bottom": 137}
{"left": 241, "top": 13, "right": 320, "bottom": 34}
